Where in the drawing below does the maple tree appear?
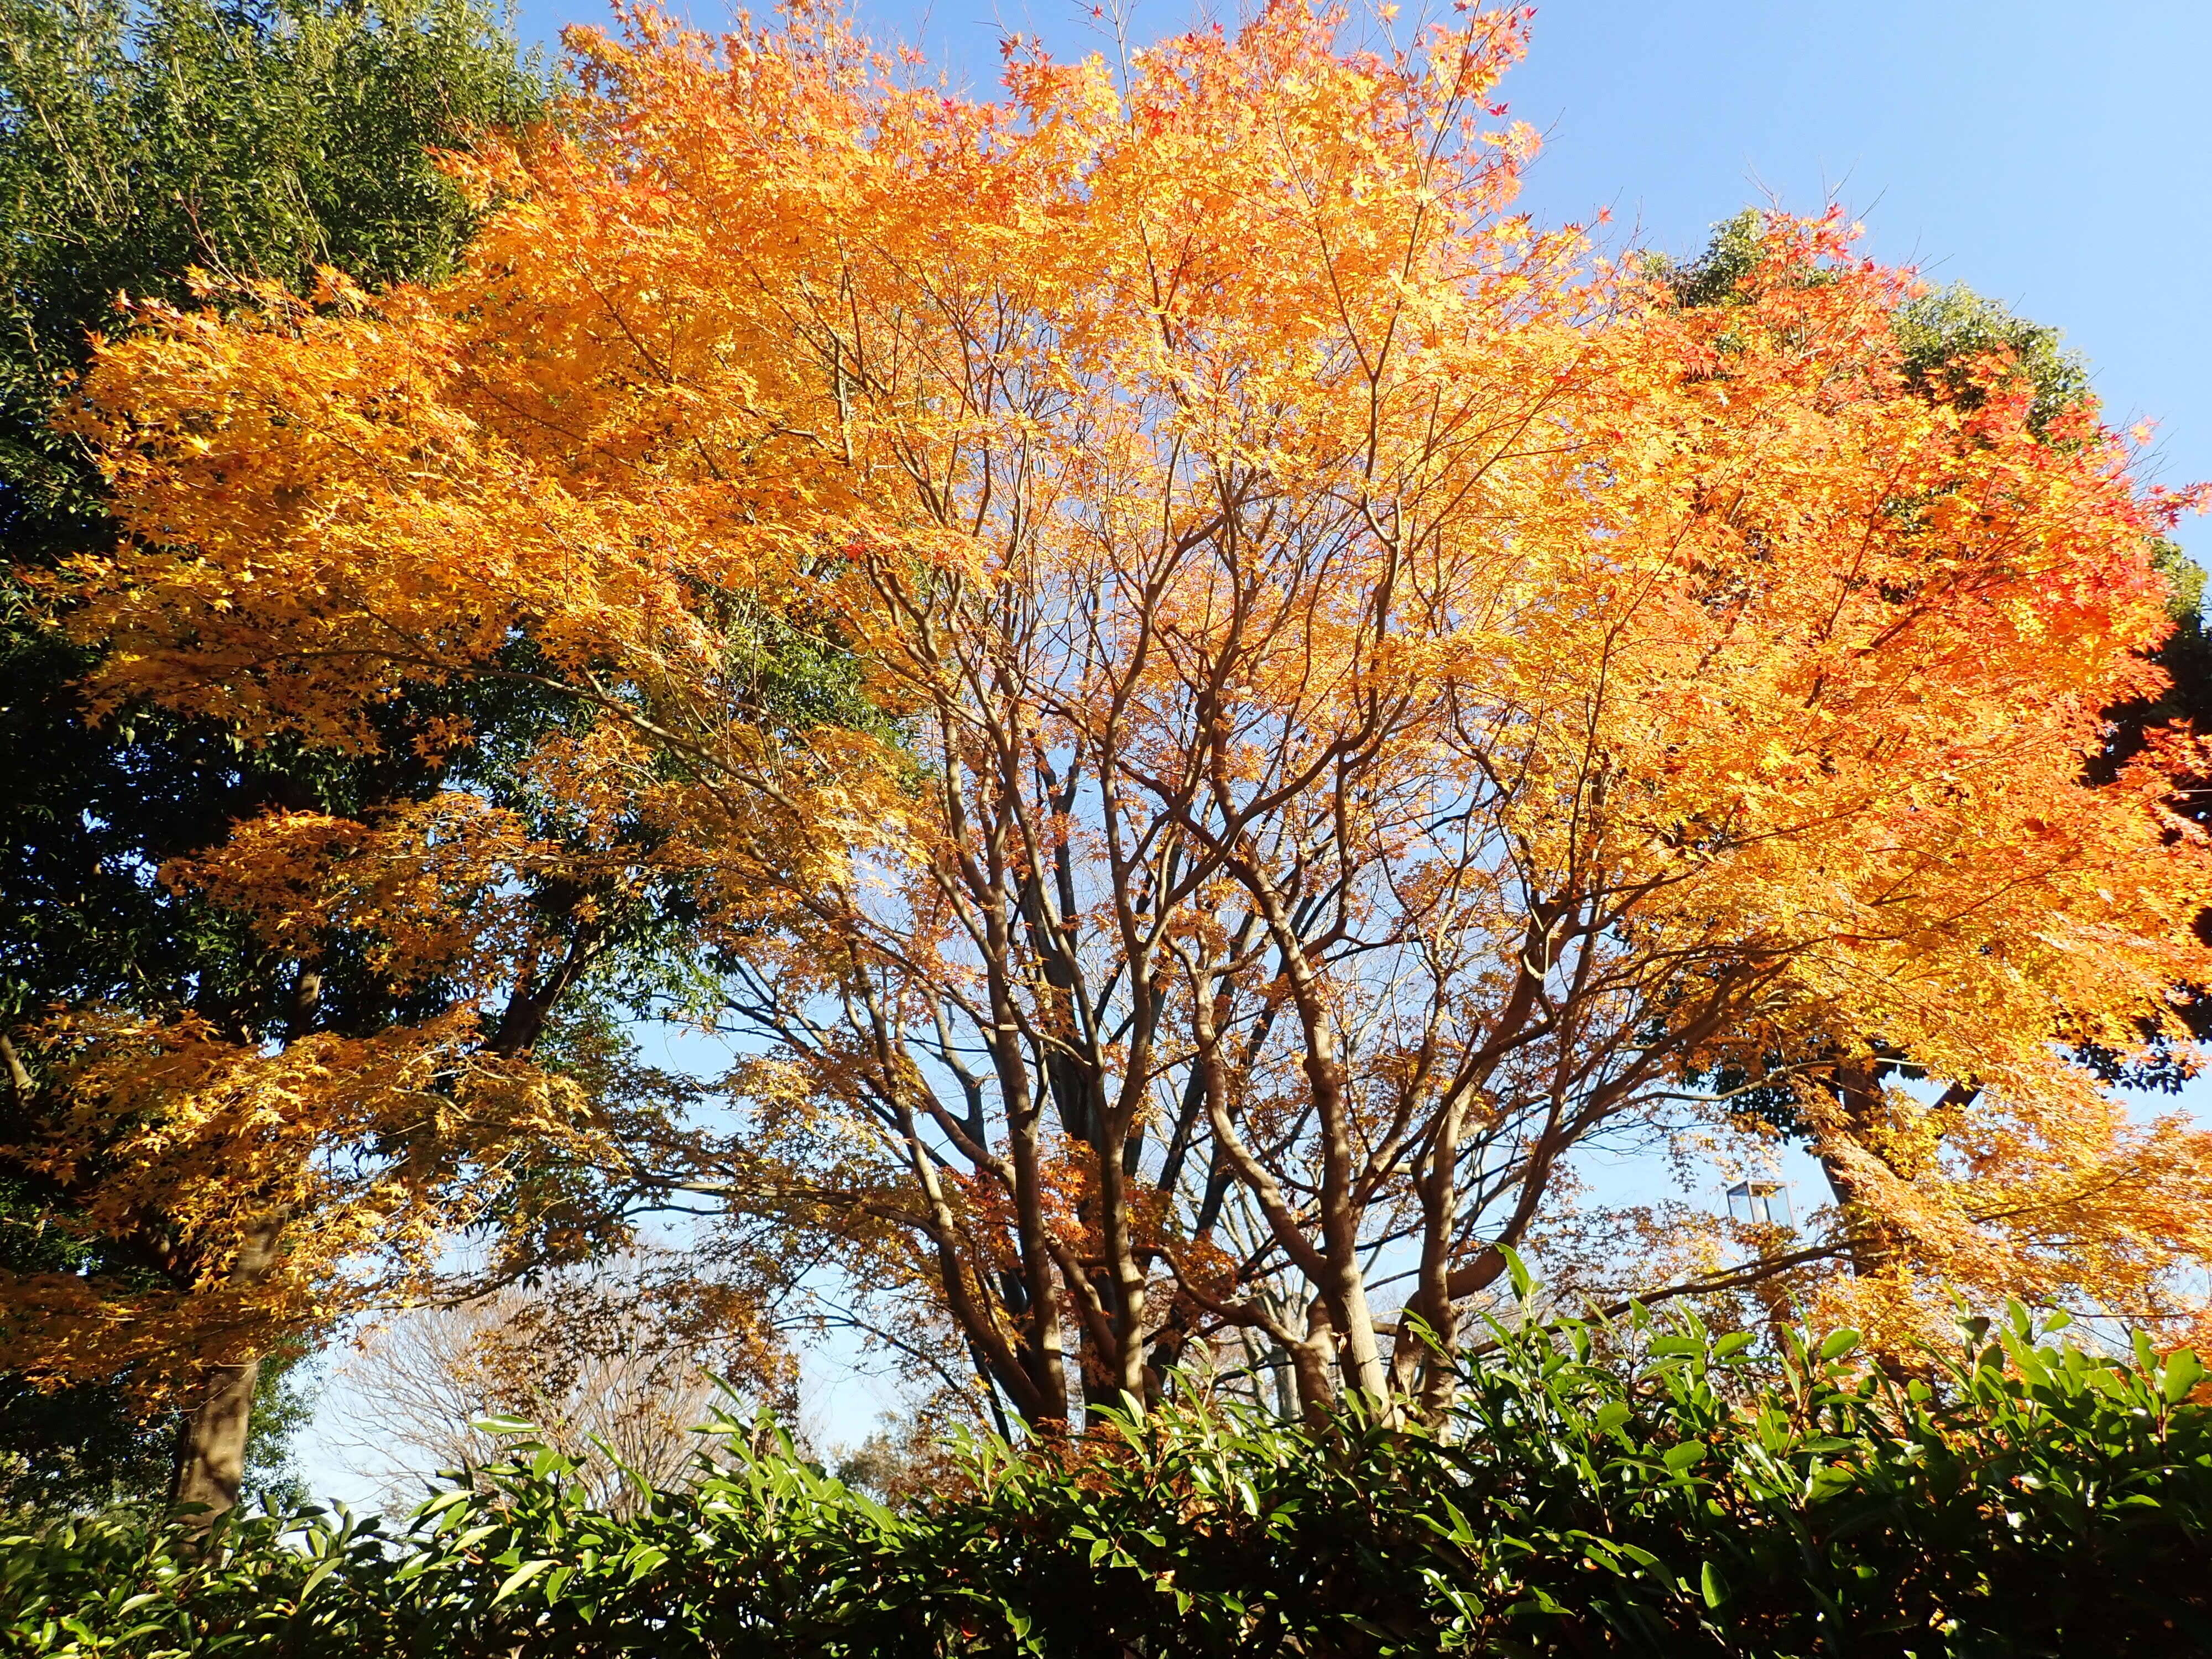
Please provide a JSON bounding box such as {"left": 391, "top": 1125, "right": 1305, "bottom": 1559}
{"left": 36, "top": 0, "right": 2212, "bottom": 1460}
{"left": 0, "top": 0, "right": 549, "bottom": 1510}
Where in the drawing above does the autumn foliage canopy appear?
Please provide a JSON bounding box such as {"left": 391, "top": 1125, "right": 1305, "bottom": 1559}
{"left": 16, "top": 0, "right": 2212, "bottom": 1445}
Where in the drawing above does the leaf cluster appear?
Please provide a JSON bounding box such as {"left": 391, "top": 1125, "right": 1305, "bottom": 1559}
{"left": 0, "top": 0, "right": 547, "bottom": 1033}
{"left": 1652, "top": 210, "right": 2090, "bottom": 438}
{"left": 0, "top": 0, "right": 544, "bottom": 550}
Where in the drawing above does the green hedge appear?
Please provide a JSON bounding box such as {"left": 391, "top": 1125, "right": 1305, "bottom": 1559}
{"left": 7, "top": 1303, "right": 2209, "bottom": 1656}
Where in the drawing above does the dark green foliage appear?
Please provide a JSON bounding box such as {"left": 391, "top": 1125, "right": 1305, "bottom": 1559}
{"left": 0, "top": 1172, "right": 176, "bottom": 1517}
{"left": 0, "top": 1376, "right": 174, "bottom": 1523}
{"left": 1648, "top": 208, "right": 1773, "bottom": 312}
{"left": 8, "top": 1304, "right": 2208, "bottom": 1657}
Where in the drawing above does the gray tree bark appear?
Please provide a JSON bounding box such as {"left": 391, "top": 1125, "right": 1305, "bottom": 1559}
{"left": 170, "top": 1356, "right": 263, "bottom": 1524}
{"left": 170, "top": 1218, "right": 283, "bottom": 1529}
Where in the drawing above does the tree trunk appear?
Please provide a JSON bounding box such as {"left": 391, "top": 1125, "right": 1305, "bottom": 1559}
{"left": 1289, "top": 1294, "right": 1339, "bottom": 1425}
{"left": 169, "top": 1356, "right": 262, "bottom": 1525}
{"left": 170, "top": 1217, "right": 284, "bottom": 1530}
{"left": 0, "top": 1031, "right": 32, "bottom": 1104}
{"left": 1820, "top": 1061, "right": 1897, "bottom": 1275}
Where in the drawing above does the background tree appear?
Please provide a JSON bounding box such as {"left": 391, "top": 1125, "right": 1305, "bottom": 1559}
{"left": 0, "top": 0, "right": 679, "bottom": 1525}
{"left": 1620, "top": 213, "right": 2212, "bottom": 1337}
{"left": 332, "top": 1254, "right": 772, "bottom": 1516}
{"left": 50, "top": 0, "right": 2212, "bottom": 1451}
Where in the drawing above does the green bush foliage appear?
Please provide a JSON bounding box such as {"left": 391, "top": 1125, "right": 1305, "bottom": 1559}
{"left": 6, "top": 1302, "right": 2208, "bottom": 1657}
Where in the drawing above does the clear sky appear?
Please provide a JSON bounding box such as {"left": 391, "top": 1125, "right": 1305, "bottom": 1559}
{"left": 509, "top": 0, "right": 2211, "bottom": 561}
